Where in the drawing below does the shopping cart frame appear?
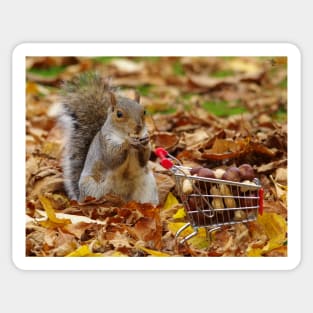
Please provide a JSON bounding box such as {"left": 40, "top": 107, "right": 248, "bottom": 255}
{"left": 155, "top": 147, "right": 264, "bottom": 244}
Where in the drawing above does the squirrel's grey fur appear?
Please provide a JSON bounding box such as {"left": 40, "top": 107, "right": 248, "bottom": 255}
{"left": 58, "top": 73, "right": 158, "bottom": 204}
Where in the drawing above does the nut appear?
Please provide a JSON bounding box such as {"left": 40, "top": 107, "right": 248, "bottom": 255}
{"left": 238, "top": 164, "right": 255, "bottom": 181}
{"left": 190, "top": 167, "right": 203, "bottom": 175}
{"left": 240, "top": 180, "right": 257, "bottom": 192}
{"left": 214, "top": 168, "right": 226, "bottom": 179}
{"left": 198, "top": 168, "right": 216, "bottom": 179}
{"left": 222, "top": 166, "right": 241, "bottom": 182}
{"left": 182, "top": 179, "right": 193, "bottom": 195}
{"left": 220, "top": 184, "right": 237, "bottom": 208}
{"left": 233, "top": 210, "right": 247, "bottom": 221}
{"left": 210, "top": 185, "right": 224, "bottom": 211}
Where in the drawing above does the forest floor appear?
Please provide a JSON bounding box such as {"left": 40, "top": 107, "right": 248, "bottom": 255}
{"left": 25, "top": 56, "right": 288, "bottom": 257}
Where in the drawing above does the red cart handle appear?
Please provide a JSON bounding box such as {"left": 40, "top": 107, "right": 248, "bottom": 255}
{"left": 258, "top": 188, "right": 264, "bottom": 215}
{"left": 155, "top": 147, "right": 174, "bottom": 169}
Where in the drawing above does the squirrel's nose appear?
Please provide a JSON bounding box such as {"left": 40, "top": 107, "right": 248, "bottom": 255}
{"left": 135, "top": 124, "right": 143, "bottom": 134}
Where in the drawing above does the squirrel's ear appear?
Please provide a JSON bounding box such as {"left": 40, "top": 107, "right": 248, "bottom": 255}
{"left": 109, "top": 91, "right": 117, "bottom": 111}
{"left": 134, "top": 90, "right": 140, "bottom": 103}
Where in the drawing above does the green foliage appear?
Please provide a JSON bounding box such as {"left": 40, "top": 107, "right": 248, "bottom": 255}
{"left": 93, "top": 56, "right": 120, "bottom": 63}
{"left": 172, "top": 61, "right": 185, "bottom": 76}
{"left": 134, "top": 56, "right": 160, "bottom": 62}
{"left": 182, "top": 93, "right": 196, "bottom": 100}
{"left": 211, "top": 69, "right": 235, "bottom": 78}
{"left": 28, "top": 66, "right": 66, "bottom": 77}
{"left": 137, "top": 85, "right": 152, "bottom": 96}
{"left": 279, "top": 77, "right": 287, "bottom": 89}
{"left": 221, "top": 56, "right": 236, "bottom": 60}
{"left": 273, "top": 107, "right": 287, "bottom": 123}
{"left": 202, "top": 100, "right": 247, "bottom": 116}
{"left": 146, "top": 107, "right": 177, "bottom": 115}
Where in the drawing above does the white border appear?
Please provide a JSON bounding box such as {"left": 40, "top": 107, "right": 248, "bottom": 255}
{"left": 12, "top": 43, "right": 301, "bottom": 270}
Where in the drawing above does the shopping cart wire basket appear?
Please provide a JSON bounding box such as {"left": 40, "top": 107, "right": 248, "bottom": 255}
{"left": 155, "top": 147, "right": 264, "bottom": 244}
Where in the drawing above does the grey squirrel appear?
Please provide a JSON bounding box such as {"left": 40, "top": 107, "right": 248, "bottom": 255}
{"left": 58, "top": 73, "right": 159, "bottom": 205}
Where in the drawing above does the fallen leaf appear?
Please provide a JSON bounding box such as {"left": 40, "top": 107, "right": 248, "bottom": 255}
{"left": 263, "top": 200, "right": 287, "bottom": 219}
{"left": 257, "top": 159, "right": 287, "bottom": 173}
{"left": 188, "top": 74, "right": 237, "bottom": 89}
{"left": 109, "top": 231, "right": 133, "bottom": 249}
{"left": 163, "top": 192, "right": 180, "bottom": 210}
{"left": 154, "top": 173, "right": 175, "bottom": 205}
{"left": 270, "top": 175, "right": 288, "bottom": 203}
{"left": 52, "top": 230, "right": 78, "bottom": 256}
{"left": 173, "top": 207, "right": 186, "bottom": 219}
{"left": 247, "top": 212, "right": 287, "bottom": 256}
{"left": 274, "top": 167, "right": 287, "bottom": 183}
{"left": 167, "top": 222, "right": 209, "bottom": 250}
{"left": 136, "top": 245, "right": 170, "bottom": 257}
{"left": 111, "top": 59, "right": 144, "bottom": 74}
{"left": 134, "top": 217, "right": 162, "bottom": 248}
{"left": 263, "top": 245, "right": 287, "bottom": 256}
{"left": 39, "top": 195, "right": 71, "bottom": 226}
{"left": 152, "top": 132, "right": 179, "bottom": 151}
{"left": 226, "top": 58, "right": 262, "bottom": 74}
{"left": 181, "top": 128, "right": 210, "bottom": 147}
{"left": 66, "top": 245, "right": 103, "bottom": 257}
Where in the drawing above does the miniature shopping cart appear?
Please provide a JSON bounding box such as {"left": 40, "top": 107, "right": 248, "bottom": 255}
{"left": 155, "top": 147, "right": 264, "bottom": 244}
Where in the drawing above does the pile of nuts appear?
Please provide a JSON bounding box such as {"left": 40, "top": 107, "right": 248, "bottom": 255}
{"left": 181, "top": 164, "right": 259, "bottom": 222}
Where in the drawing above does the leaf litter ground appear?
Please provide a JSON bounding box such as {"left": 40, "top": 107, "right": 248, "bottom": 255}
{"left": 25, "top": 56, "right": 288, "bottom": 257}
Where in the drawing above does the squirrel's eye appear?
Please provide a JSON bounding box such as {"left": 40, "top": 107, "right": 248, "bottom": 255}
{"left": 116, "top": 110, "right": 123, "bottom": 118}
{"left": 143, "top": 110, "right": 146, "bottom": 116}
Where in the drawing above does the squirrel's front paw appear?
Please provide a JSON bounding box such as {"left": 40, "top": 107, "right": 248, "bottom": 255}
{"left": 139, "top": 136, "right": 149, "bottom": 146}
{"left": 129, "top": 135, "right": 149, "bottom": 148}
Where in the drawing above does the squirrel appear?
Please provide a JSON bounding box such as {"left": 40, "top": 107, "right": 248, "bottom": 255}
{"left": 58, "top": 73, "right": 159, "bottom": 205}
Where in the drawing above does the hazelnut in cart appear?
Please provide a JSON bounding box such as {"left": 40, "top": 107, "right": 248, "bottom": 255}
{"left": 155, "top": 147, "right": 264, "bottom": 244}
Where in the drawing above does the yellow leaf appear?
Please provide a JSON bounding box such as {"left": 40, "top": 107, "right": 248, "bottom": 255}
{"left": 66, "top": 245, "right": 103, "bottom": 257}
{"left": 39, "top": 220, "right": 63, "bottom": 228}
{"left": 257, "top": 212, "right": 287, "bottom": 245}
{"left": 136, "top": 246, "right": 170, "bottom": 257}
{"left": 163, "top": 192, "right": 179, "bottom": 210}
{"left": 26, "top": 82, "right": 39, "bottom": 94}
{"left": 246, "top": 247, "right": 264, "bottom": 257}
{"left": 168, "top": 222, "right": 209, "bottom": 249}
{"left": 111, "top": 251, "right": 128, "bottom": 257}
{"left": 168, "top": 222, "right": 191, "bottom": 234}
{"left": 188, "top": 232, "right": 210, "bottom": 249}
{"left": 173, "top": 207, "right": 186, "bottom": 219}
{"left": 41, "top": 141, "right": 62, "bottom": 159}
{"left": 247, "top": 212, "right": 287, "bottom": 256}
{"left": 269, "top": 57, "right": 287, "bottom": 66}
{"left": 39, "top": 195, "right": 71, "bottom": 225}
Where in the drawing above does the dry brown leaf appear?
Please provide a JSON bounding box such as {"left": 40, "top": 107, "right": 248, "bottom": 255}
{"left": 188, "top": 74, "right": 238, "bottom": 89}
{"left": 134, "top": 216, "right": 162, "bottom": 249}
{"left": 52, "top": 230, "right": 78, "bottom": 256}
{"left": 111, "top": 59, "right": 144, "bottom": 74}
{"left": 152, "top": 132, "right": 179, "bottom": 151}
{"left": 64, "top": 222, "right": 100, "bottom": 239}
{"left": 154, "top": 173, "right": 176, "bottom": 205}
{"left": 109, "top": 231, "right": 133, "bottom": 249}
{"left": 181, "top": 128, "right": 210, "bottom": 147}
{"left": 257, "top": 159, "right": 287, "bottom": 174}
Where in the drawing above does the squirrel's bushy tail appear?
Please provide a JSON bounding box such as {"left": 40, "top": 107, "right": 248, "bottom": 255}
{"left": 58, "top": 73, "right": 115, "bottom": 200}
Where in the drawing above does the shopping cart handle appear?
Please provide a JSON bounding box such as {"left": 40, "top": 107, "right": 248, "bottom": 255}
{"left": 258, "top": 188, "right": 264, "bottom": 215}
{"left": 154, "top": 147, "right": 174, "bottom": 169}
{"left": 155, "top": 147, "right": 168, "bottom": 158}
